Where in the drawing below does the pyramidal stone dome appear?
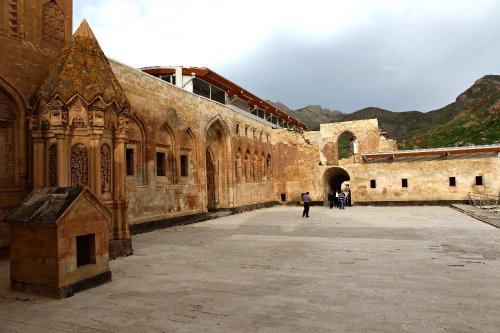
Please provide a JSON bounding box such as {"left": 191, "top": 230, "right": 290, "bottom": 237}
{"left": 36, "top": 19, "right": 129, "bottom": 111}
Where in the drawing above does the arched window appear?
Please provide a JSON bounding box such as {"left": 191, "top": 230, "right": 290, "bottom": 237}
{"left": 127, "top": 118, "right": 146, "bottom": 184}
{"left": 260, "top": 153, "right": 266, "bottom": 181}
{"left": 337, "top": 131, "right": 357, "bottom": 160}
{"left": 235, "top": 148, "right": 242, "bottom": 183}
{"left": 156, "top": 123, "right": 174, "bottom": 182}
{"left": 253, "top": 153, "right": 258, "bottom": 181}
{"left": 180, "top": 128, "right": 197, "bottom": 183}
{"left": 266, "top": 153, "right": 272, "bottom": 180}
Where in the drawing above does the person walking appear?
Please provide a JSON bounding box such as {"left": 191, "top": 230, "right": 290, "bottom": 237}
{"left": 334, "top": 190, "right": 339, "bottom": 208}
{"left": 338, "top": 190, "right": 346, "bottom": 209}
{"left": 328, "top": 190, "right": 335, "bottom": 209}
{"left": 302, "top": 192, "right": 311, "bottom": 218}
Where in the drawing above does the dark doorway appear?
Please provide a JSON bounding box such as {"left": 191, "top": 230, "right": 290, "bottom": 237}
{"left": 323, "top": 167, "right": 351, "bottom": 206}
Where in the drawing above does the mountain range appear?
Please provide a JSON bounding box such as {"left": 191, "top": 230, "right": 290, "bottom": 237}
{"left": 271, "top": 75, "right": 500, "bottom": 149}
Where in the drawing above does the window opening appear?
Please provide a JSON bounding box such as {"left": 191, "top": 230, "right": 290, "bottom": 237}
{"left": 156, "top": 152, "right": 166, "bottom": 176}
{"left": 475, "top": 176, "right": 483, "bottom": 186}
{"left": 449, "top": 177, "right": 456, "bottom": 187}
{"left": 180, "top": 155, "right": 188, "bottom": 177}
{"left": 126, "top": 148, "right": 134, "bottom": 175}
{"left": 76, "top": 234, "right": 96, "bottom": 267}
{"left": 370, "top": 180, "right": 376, "bottom": 188}
{"left": 402, "top": 178, "right": 408, "bottom": 188}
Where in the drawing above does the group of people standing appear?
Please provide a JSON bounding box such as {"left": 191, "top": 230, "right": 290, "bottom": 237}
{"left": 328, "top": 189, "right": 350, "bottom": 209}
{"left": 302, "top": 189, "right": 351, "bottom": 218}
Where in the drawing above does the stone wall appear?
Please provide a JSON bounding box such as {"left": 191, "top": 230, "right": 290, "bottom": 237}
{"left": 109, "top": 60, "right": 284, "bottom": 225}
{"left": 350, "top": 154, "right": 500, "bottom": 204}
{"left": 0, "top": 0, "right": 72, "bottom": 247}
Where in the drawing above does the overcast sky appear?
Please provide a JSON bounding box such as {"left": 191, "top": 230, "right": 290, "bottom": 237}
{"left": 73, "top": 0, "right": 500, "bottom": 113}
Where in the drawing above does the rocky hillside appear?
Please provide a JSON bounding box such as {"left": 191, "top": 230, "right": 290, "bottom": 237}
{"left": 408, "top": 75, "right": 500, "bottom": 148}
{"left": 273, "top": 74, "right": 500, "bottom": 148}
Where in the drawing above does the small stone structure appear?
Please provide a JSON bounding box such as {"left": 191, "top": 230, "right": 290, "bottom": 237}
{"left": 5, "top": 187, "right": 112, "bottom": 298}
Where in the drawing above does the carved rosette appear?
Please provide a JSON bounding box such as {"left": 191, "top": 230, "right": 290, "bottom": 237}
{"left": 100, "top": 144, "right": 111, "bottom": 193}
{"left": 70, "top": 144, "right": 88, "bottom": 186}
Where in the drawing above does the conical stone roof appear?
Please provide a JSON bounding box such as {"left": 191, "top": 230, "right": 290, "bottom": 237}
{"left": 37, "top": 19, "right": 129, "bottom": 111}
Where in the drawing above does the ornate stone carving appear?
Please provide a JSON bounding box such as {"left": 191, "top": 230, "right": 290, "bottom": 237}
{"left": 42, "top": 1, "right": 65, "bottom": 46}
{"left": 29, "top": 115, "right": 39, "bottom": 130}
{"left": 71, "top": 116, "right": 85, "bottom": 128}
{"left": 100, "top": 144, "right": 111, "bottom": 193}
{"left": 90, "top": 110, "right": 105, "bottom": 127}
{"left": 42, "top": 119, "right": 51, "bottom": 131}
{"left": 70, "top": 144, "right": 88, "bottom": 186}
{"left": 48, "top": 144, "right": 57, "bottom": 186}
{"left": 0, "top": 91, "right": 15, "bottom": 122}
{"left": 6, "top": 0, "right": 19, "bottom": 37}
{"left": 117, "top": 114, "right": 129, "bottom": 132}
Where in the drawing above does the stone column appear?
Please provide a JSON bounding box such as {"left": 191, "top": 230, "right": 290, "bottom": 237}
{"left": 113, "top": 135, "right": 128, "bottom": 239}
{"left": 31, "top": 131, "right": 46, "bottom": 188}
{"left": 54, "top": 131, "right": 68, "bottom": 187}
{"left": 90, "top": 130, "right": 103, "bottom": 197}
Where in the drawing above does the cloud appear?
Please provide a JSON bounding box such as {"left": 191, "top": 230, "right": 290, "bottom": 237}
{"left": 73, "top": 0, "right": 500, "bottom": 112}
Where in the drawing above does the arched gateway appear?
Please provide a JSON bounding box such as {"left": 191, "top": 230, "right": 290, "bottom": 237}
{"left": 205, "top": 117, "right": 232, "bottom": 211}
{"left": 323, "top": 167, "right": 350, "bottom": 205}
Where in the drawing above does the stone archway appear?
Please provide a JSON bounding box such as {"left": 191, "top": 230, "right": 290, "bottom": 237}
{"left": 205, "top": 117, "right": 232, "bottom": 210}
{"left": 323, "top": 167, "right": 350, "bottom": 206}
{"left": 0, "top": 80, "right": 27, "bottom": 249}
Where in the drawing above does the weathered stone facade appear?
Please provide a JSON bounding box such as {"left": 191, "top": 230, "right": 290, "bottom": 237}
{"left": 0, "top": 1, "right": 498, "bottom": 258}
{"left": 0, "top": 0, "right": 72, "bottom": 247}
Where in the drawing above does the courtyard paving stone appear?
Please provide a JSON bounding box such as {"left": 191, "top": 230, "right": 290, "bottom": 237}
{"left": 0, "top": 206, "right": 499, "bottom": 332}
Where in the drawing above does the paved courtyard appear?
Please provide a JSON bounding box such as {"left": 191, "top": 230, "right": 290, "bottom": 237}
{"left": 0, "top": 206, "right": 499, "bottom": 332}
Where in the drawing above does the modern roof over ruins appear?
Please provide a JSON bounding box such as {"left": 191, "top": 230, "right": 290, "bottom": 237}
{"left": 142, "top": 66, "right": 307, "bottom": 131}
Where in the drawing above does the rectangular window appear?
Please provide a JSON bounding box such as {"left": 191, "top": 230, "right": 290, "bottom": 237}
{"left": 236, "top": 124, "right": 240, "bottom": 135}
{"left": 76, "top": 234, "right": 96, "bottom": 267}
{"left": 449, "top": 177, "right": 456, "bottom": 187}
{"left": 126, "top": 148, "right": 134, "bottom": 176}
{"left": 192, "top": 77, "right": 210, "bottom": 99}
{"left": 370, "top": 179, "right": 376, "bottom": 188}
{"left": 180, "top": 155, "right": 188, "bottom": 177}
{"left": 402, "top": 178, "right": 408, "bottom": 188}
{"left": 475, "top": 176, "right": 483, "bottom": 186}
{"left": 210, "top": 85, "right": 226, "bottom": 104}
{"left": 156, "top": 152, "right": 166, "bottom": 176}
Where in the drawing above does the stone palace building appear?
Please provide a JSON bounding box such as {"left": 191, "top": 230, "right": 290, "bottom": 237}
{"left": 1, "top": 0, "right": 499, "bottom": 260}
